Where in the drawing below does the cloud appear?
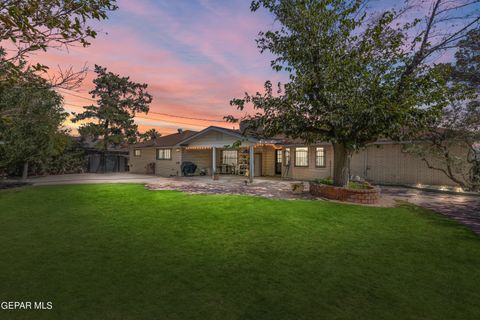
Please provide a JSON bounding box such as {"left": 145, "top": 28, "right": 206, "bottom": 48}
{"left": 28, "top": 0, "right": 287, "bottom": 135}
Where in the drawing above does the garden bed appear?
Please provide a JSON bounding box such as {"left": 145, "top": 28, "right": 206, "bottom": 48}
{"left": 310, "top": 181, "right": 380, "bottom": 204}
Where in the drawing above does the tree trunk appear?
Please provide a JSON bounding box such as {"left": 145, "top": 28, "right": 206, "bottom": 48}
{"left": 332, "top": 143, "right": 350, "bottom": 187}
{"left": 21, "top": 161, "right": 29, "bottom": 180}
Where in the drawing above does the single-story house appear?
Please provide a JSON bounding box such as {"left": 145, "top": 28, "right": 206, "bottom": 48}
{"left": 129, "top": 126, "right": 459, "bottom": 186}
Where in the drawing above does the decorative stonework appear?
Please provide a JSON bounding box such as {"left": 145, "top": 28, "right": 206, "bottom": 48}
{"left": 310, "top": 182, "right": 380, "bottom": 204}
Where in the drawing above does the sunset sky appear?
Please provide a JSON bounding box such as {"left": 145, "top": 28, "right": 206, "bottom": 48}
{"left": 28, "top": 0, "right": 473, "bottom": 135}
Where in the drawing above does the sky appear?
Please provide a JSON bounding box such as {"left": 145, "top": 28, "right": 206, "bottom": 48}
{"left": 32, "top": 0, "right": 287, "bottom": 135}
{"left": 28, "top": 0, "right": 478, "bottom": 135}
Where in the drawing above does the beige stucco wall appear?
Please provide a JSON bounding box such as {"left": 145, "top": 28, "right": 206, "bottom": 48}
{"left": 279, "top": 143, "right": 462, "bottom": 186}
{"left": 130, "top": 141, "right": 461, "bottom": 186}
{"left": 129, "top": 147, "right": 156, "bottom": 174}
{"left": 350, "top": 144, "right": 461, "bottom": 186}
{"left": 129, "top": 147, "right": 182, "bottom": 177}
{"left": 182, "top": 149, "right": 212, "bottom": 174}
{"left": 156, "top": 148, "right": 182, "bottom": 177}
{"left": 282, "top": 145, "right": 333, "bottom": 180}
{"left": 256, "top": 145, "right": 276, "bottom": 176}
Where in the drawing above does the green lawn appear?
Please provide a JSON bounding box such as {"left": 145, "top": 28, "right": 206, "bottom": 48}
{"left": 0, "top": 184, "right": 479, "bottom": 320}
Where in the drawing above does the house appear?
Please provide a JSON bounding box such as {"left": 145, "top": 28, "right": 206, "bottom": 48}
{"left": 129, "top": 126, "right": 459, "bottom": 186}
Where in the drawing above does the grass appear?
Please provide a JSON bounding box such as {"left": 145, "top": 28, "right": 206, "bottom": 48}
{"left": 0, "top": 184, "right": 479, "bottom": 320}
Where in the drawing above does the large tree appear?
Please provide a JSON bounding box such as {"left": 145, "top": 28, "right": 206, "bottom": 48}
{"left": 0, "top": 77, "right": 68, "bottom": 179}
{"left": 407, "top": 29, "right": 480, "bottom": 191}
{"left": 72, "top": 65, "right": 152, "bottom": 172}
{"left": 229, "top": 0, "right": 479, "bottom": 186}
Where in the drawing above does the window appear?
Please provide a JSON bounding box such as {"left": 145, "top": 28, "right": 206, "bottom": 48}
{"left": 276, "top": 150, "right": 282, "bottom": 164}
{"left": 134, "top": 149, "right": 141, "bottom": 157}
{"left": 156, "top": 148, "right": 172, "bottom": 160}
{"left": 285, "top": 148, "right": 290, "bottom": 166}
{"left": 275, "top": 149, "right": 282, "bottom": 174}
{"left": 295, "top": 147, "right": 308, "bottom": 167}
{"left": 222, "top": 150, "right": 238, "bottom": 165}
{"left": 316, "top": 147, "right": 326, "bottom": 167}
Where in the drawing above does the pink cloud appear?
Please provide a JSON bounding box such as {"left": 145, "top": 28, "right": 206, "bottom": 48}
{"left": 27, "top": 0, "right": 285, "bottom": 135}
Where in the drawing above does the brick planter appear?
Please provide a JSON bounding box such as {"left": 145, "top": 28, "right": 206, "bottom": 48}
{"left": 310, "top": 182, "right": 380, "bottom": 204}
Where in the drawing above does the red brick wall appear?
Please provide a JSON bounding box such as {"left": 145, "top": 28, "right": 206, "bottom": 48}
{"left": 310, "top": 183, "right": 379, "bottom": 204}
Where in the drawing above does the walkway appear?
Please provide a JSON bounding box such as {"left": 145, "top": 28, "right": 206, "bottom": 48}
{"left": 382, "top": 187, "right": 480, "bottom": 235}
{"left": 24, "top": 173, "right": 160, "bottom": 185}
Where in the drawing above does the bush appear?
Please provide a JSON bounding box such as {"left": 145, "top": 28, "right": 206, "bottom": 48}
{"left": 313, "top": 178, "right": 370, "bottom": 190}
{"left": 314, "top": 178, "right": 334, "bottom": 185}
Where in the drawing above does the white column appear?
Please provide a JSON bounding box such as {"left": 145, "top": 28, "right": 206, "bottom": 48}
{"left": 249, "top": 145, "right": 254, "bottom": 182}
{"left": 212, "top": 146, "right": 216, "bottom": 177}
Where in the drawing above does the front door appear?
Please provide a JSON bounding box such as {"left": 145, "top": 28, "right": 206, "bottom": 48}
{"left": 275, "top": 149, "right": 282, "bottom": 175}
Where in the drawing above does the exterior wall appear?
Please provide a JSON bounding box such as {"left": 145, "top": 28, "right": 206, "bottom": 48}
{"left": 282, "top": 145, "right": 333, "bottom": 180}
{"left": 256, "top": 145, "right": 276, "bottom": 176}
{"left": 182, "top": 149, "right": 212, "bottom": 174}
{"left": 350, "top": 144, "right": 460, "bottom": 186}
{"left": 281, "top": 143, "right": 461, "bottom": 186}
{"left": 129, "top": 147, "right": 156, "bottom": 174}
{"left": 128, "top": 147, "right": 182, "bottom": 176}
{"left": 156, "top": 148, "right": 182, "bottom": 177}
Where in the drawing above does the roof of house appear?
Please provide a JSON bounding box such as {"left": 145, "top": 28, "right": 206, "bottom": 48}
{"left": 178, "top": 126, "right": 257, "bottom": 145}
{"left": 133, "top": 130, "right": 198, "bottom": 148}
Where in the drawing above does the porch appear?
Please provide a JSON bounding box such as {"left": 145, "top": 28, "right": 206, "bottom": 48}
{"left": 181, "top": 144, "right": 282, "bottom": 180}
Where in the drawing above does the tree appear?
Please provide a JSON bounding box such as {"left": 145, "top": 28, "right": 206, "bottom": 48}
{"left": 0, "top": 0, "right": 118, "bottom": 87}
{"left": 406, "top": 29, "right": 480, "bottom": 191}
{"left": 0, "top": 77, "right": 68, "bottom": 179}
{"left": 41, "top": 134, "right": 87, "bottom": 175}
{"left": 72, "top": 65, "right": 152, "bottom": 172}
{"left": 1, "top": 0, "right": 117, "bottom": 61}
{"left": 140, "top": 128, "right": 162, "bottom": 142}
{"left": 229, "top": 0, "right": 479, "bottom": 186}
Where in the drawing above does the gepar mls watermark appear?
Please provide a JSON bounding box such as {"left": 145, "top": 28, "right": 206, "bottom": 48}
{"left": 1, "top": 301, "right": 53, "bottom": 310}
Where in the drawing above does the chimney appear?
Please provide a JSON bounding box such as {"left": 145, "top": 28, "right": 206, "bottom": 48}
{"left": 177, "top": 128, "right": 183, "bottom": 134}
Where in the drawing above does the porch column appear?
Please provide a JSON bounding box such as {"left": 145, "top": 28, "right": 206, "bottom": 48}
{"left": 212, "top": 146, "right": 216, "bottom": 177}
{"left": 249, "top": 145, "right": 254, "bottom": 182}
